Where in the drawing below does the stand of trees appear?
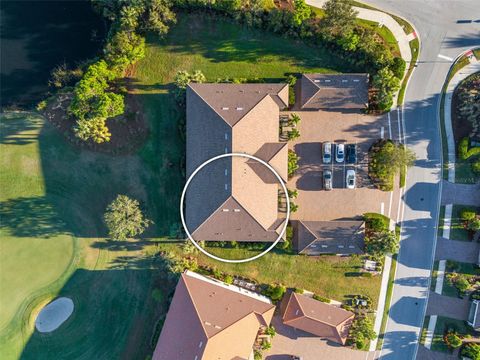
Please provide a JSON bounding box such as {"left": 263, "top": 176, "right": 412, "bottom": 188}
{"left": 68, "top": 0, "right": 176, "bottom": 143}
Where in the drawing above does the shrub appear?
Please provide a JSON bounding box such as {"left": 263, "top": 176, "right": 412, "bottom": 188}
{"left": 372, "top": 67, "right": 400, "bottom": 111}
{"left": 313, "top": 294, "right": 331, "bottom": 303}
{"left": 261, "top": 341, "right": 272, "bottom": 350}
{"left": 287, "top": 75, "right": 297, "bottom": 106}
{"left": 265, "top": 325, "right": 276, "bottom": 336}
{"left": 253, "top": 350, "right": 262, "bottom": 360}
{"left": 364, "top": 212, "right": 390, "bottom": 232}
{"left": 36, "top": 100, "right": 47, "bottom": 111}
{"left": 349, "top": 316, "right": 376, "bottom": 350}
{"left": 459, "top": 137, "right": 470, "bottom": 160}
{"left": 224, "top": 274, "right": 234, "bottom": 284}
{"left": 468, "top": 218, "right": 480, "bottom": 232}
{"left": 294, "top": 288, "right": 304, "bottom": 294}
{"left": 462, "top": 343, "right": 480, "bottom": 360}
{"left": 288, "top": 150, "right": 299, "bottom": 178}
{"left": 263, "top": 284, "right": 286, "bottom": 301}
{"left": 455, "top": 275, "right": 471, "bottom": 293}
{"left": 390, "top": 57, "right": 406, "bottom": 79}
{"left": 365, "top": 230, "right": 399, "bottom": 256}
{"left": 444, "top": 332, "right": 462, "bottom": 349}
{"left": 472, "top": 160, "right": 480, "bottom": 174}
{"left": 461, "top": 208, "right": 477, "bottom": 221}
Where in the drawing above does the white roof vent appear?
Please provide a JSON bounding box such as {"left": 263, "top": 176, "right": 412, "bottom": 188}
{"left": 321, "top": 245, "right": 328, "bottom": 248}
{"left": 234, "top": 209, "right": 240, "bottom": 212}
{"left": 353, "top": 79, "right": 360, "bottom": 82}
{"left": 236, "top": 107, "right": 244, "bottom": 111}
{"left": 324, "top": 79, "right": 331, "bottom": 83}
{"left": 342, "top": 79, "right": 348, "bottom": 83}
{"left": 222, "top": 107, "right": 229, "bottom": 110}
{"left": 314, "top": 79, "right": 321, "bottom": 83}
{"left": 338, "top": 245, "right": 344, "bottom": 248}
{"left": 198, "top": 341, "right": 203, "bottom": 348}
{"left": 222, "top": 209, "right": 229, "bottom": 212}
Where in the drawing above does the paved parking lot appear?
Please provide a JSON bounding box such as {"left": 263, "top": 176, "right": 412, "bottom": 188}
{"left": 287, "top": 110, "right": 400, "bottom": 221}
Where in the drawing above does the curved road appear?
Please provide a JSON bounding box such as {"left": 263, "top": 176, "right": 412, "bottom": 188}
{"left": 361, "top": 1, "right": 480, "bottom": 359}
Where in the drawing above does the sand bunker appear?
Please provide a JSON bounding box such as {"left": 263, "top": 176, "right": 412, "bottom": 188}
{"left": 35, "top": 297, "right": 74, "bottom": 333}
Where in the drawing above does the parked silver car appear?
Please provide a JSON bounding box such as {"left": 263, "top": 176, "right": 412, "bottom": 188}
{"left": 323, "top": 142, "right": 332, "bottom": 164}
{"left": 346, "top": 169, "right": 356, "bottom": 189}
{"left": 336, "top": 143, "right": 345, "bottom": 163}
{"left": 323, "top": 169, "right": 332, "bottom": 190}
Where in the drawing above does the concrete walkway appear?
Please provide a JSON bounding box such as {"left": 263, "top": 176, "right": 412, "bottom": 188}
{"left": 369, "top": 254, "right": 393, "bottom": 351}
{"left": 306, "top": 0, "right": 413, "bottom": 64}
{"left": 442, "top": 180, "right": 480, "bottom": 206}
{"left": 424, "top": 315, "right": 437, "bottom": 350}
{"left": 435, "top": 237, "right": 480, "bottom": 263}
{"left": 444, "top": 60, "right": 480, "bottom": 182}
{"left": 442, "top": 204, "right": 452, "bottom": 240}
{"left": 434, "top": 260, "right": 446, "bottom": 294}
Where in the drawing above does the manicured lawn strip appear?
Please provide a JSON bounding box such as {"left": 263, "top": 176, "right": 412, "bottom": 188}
{"left": 419, "top": 315, "right": 430, "bottom": 345}
{"left": 474, "top": 48, "right": 480, "bottom": 60}
{"left": 397, "top": 38, "right": 419, "bottom": 105}
{"left": 0, "top": 112, "right": 171, "bottom": 360}
{"left": 399, "top": 164, "right": 406, "bottom": 188}
{"left": 376, "top": 254, "right": 398, "bottom": 350}
{"left": 431, "top": 316, "right": 471, "bottom": 353}
{"left": 438, "top": 205, "right": 445, "bottom": 236}
{"left": 430, "top": 260, "right": 439, "bottom": 292}
{"left": 450, "top": 205, "right": 479, "bottom": 241}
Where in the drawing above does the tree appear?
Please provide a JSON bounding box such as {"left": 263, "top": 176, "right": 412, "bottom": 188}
{"left": 264, "top": 284, "right": 286, "bottom": 301}
{"left": 288, "top": 150, "right": 299, "bottom": 178}
{"left": 104, "top": 195, "right": 152, "bottom": 240}
{"left": 390, "top": 57, "right": 406, "bottom": 79}
{"left": 292, "top": 0, "right": 311, "bottom": 27}
{"left": 462, "top": 343, "right": 480, "bottom": 360}
{"left": 321, "top": 0, "right": 358, "bottom": 39}
{"left": 104, "top": 30, "right": 146, "bottom": 74}
{"left": 287, "top": 128, "right": 300, "bottom": 140}
{"left": 349, "top": 316, "right": 376, "bottom": 350}
{"left": 365, "top": 230, "right": 398, "bottom": 256}
{"left": 174, "top": 70, "right": 206, "bottom": 103}
{"left": 373, "top": 67, "right": 400, "bottom": 111}
{"left": 369, "top": 140, "right": 416, "bottom": 191}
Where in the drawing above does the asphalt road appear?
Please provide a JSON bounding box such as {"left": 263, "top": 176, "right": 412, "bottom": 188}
{"left": 361, "top": 1, "right": 480, "bottom": 359}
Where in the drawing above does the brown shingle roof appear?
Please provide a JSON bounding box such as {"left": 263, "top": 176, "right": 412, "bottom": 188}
{"left": 294, "top": 220, "right": 365, "bottom": 255}
{"left": 153, "top": 271, "right": 275, "bottom": 360}
{"left": 300, "top": 74, "right": 369, "bottom": 110}
{"left": 186, "top": 83, "right": 289, "bottom": 242}
{"left": 282, "top": 292, "right": 355, "bottom": 345}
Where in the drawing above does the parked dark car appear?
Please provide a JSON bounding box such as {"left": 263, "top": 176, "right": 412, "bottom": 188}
{"left": 323, "top": 169, "right": 332, "bottom": 190}
{"left": 346, "top": 144, "right": 357, "bottom": 164}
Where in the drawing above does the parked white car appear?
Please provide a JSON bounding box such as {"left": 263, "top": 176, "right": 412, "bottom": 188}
{"left": 323, "top": 142, "right": 332, "bottom": 164}
{"left": 336, "top": 143, "right": 345, "bottom": 163}
{"left": 346, "top": 169, "right": 356, "bottom": 189}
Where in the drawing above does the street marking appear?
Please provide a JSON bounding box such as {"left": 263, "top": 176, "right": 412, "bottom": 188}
{"left": 397, "top": 108, "right": 402, "bottom": 143}
{"left": 443, "top": 204, "right": 453, "bottom": 239}
{"left": 381, "top": 126, "right": 385, "bottom": 139}
{"left": 438, "top": 54, "right": 453, "bottom": 61}
{"left": 388, "top": 191, "right": 393, "bottom": 219}
{"left": 387, "top": 112, "right": 392, "bottom": 139}
{"left": 435, "top": 260, "right": 446, "bottom": 294}
{"left": 381, "top": 202, "right": 385, "bottom": 215}
{"left": 424, "top": 315, "right": 437, "bottom": 349}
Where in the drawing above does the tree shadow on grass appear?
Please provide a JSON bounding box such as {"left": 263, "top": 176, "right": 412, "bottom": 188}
{"left": 0, "top": 196, "right": 68, "bottom": 238}
{"left": 19, "top": 265, "right": 175, "bottom": 360}
{"left": 0, "top": 112, "right": 44, "bottom": 145}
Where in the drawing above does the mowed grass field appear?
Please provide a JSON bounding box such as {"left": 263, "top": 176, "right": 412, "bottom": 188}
{"left": 0, "top": 113, "right": 171, "bottom": 359}
{"left": 2, "top": 12, "right": 380, "bottom": 359}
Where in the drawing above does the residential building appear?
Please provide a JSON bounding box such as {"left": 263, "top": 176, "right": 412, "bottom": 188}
{"left": 294, "top": 220, "right": 365, "bottom": 255}
{"left": 153, "top": 271, "right": 275, "bottom": 360}
{"left": 299, "top": 73, "right": 369, "bottom": 111}
{"left": 185, "top": 83, "right": 289, "bottom": 242}
{"left": 280, "top": 291, "right": 355, "bottom": 345}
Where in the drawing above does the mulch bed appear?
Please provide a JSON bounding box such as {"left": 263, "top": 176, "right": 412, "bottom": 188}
{"left": 452, "top": 73, "right": 480, "bottom": 144}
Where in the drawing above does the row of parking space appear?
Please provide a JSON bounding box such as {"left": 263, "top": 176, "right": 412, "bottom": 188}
{"left": 317, "top": 163, "right": 370, "bottom": 190}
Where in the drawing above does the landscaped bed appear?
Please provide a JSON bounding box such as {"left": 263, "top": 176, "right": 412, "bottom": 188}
{"left": 450, "top": 205, "right": 480, "bottom": 241}
{"left": 431, "top": 316, "right": 473, "bottom": 353}
{"left": 443, "top": 260, "right": 480, "bottom": 298}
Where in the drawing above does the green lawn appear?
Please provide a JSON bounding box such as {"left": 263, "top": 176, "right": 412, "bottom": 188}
{"left": 431, "top": 316, "right": 472, "bottom": 353}
{"left": 430, "top": 260, "right": 439, "bottom": 291}
{"left": 157, "top": 243, "right": 381, "bottom": 306}
{"left": 450, "top": 205, "right": 478, "bottom": 241}
{"left": 0, "top": 112, "right": 171, "bottom": 360}
{"left": 442, "top": 260, "right": 480, "bottom": 298}
{"left": 376, "top": 254, "right": 397, "bottom": 350}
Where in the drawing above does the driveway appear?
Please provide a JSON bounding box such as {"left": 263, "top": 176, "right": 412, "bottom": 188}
{"left": 441, "top": 181, "right": 480, "bottom": 206}
{"left": 267, "top": 316, "right": 366, "bottom": 360}
{"left": 426, "top": 292, "right": 471, "bottom": 320}
{"left": 435, "top": 237, "right": 479, "bottom": 263}
{"left": 287, "top": 110, "right": 401, "bottom": 222}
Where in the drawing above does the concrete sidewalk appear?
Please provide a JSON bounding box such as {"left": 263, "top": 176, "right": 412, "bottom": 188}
{"left": 444, "top": 60, "right": 480, "bottom": 182}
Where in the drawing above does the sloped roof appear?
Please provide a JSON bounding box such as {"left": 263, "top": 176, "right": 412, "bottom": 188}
{"left": 295, "top": 221, "right": 365, "bottom": 255}
{"left": 282, "top": 292, "right": 355, "bottom": 345}
{"left": 153, "top": 271, "right": 275, "bottom": 360}
{"left": 300, "top": 74, "right": 369, "bottom": 110}
{"left": 186, "top": 83, "right": 289, "bottom": 242}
